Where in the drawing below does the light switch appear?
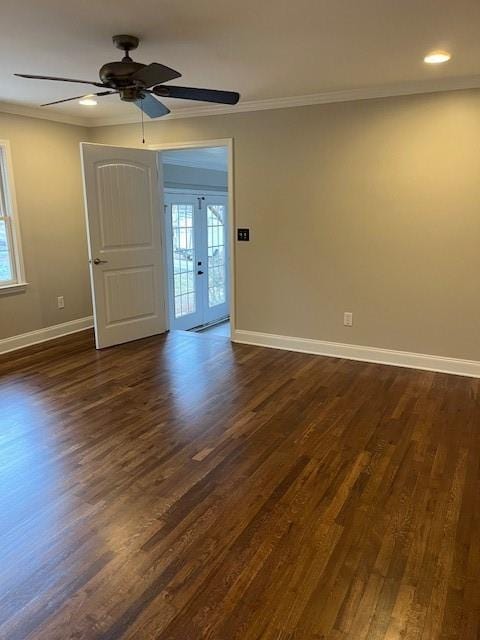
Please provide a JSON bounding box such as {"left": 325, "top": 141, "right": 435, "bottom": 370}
{"left": 237, "top": 228, "right": 250, "bottom": 241}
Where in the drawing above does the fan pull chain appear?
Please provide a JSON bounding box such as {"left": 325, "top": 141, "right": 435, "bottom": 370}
{"left": 141, "top": 100, "right": 145, "bottom": 144}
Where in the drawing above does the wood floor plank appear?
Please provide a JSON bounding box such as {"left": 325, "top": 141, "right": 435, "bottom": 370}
{"left": 1, "top": 329, "right": 480, "bottom": 639}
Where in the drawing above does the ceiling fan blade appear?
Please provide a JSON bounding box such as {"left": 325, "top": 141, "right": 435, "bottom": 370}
{"left": 153, "top": 85, "right": 240, "bottom": 105}
{"left": 130, "top": 63, "right": 181, "bottom": 89}
{"left": 134, "top": 94, "right": 170, "bottom": 118}
{"left": 15, "top": 73, "right": 106, "bottom": 87}
{"left": 41, "top": 91, "right": 117, "bottom": 107}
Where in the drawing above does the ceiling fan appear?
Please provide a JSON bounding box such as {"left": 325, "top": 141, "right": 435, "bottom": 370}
{"left": 15, "top": 35, "right": 240, "bottom": 118}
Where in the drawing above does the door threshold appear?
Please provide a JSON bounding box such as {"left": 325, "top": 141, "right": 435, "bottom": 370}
{"left": 190, "top": 317, "right": 230, "bottom": 333}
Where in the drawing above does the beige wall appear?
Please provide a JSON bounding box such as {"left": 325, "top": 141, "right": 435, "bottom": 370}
{"left": 2, "top": 89, "right": 480, "bottom": 362}
{"left": 0, "top": 113, "right": 91, "bottom": 339}
{"left": 90, "top": 89, "right": 480, "bottom": 361}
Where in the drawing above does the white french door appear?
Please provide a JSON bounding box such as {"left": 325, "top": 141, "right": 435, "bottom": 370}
{"left": 165, "top": 194, "right": 203, "bottom": 330}
{"left": 165, "top": 191, "right": 229, "bottom": 331}
{"left": 204, "top": 194, "right": 229, "bottom": 324}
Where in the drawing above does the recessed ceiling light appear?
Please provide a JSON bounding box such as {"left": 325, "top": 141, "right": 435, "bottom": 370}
{"left": 424, "top": 51, "right": 451, "bottom": 64}
{"left": 79, "top": 95, "right": 97, "bottom": 106}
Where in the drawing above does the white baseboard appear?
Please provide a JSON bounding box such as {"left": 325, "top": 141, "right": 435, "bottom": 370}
{"left": 232, "top": 329, "right": 480, "bottom": 379}
{"left": 3, "top": 321, "right": 478, "bottom": 378}
{"left": 0, "top": 316, "right": 94, "bottom": 355}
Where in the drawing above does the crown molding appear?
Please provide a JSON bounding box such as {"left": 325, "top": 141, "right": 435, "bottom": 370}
{"left": 87, "top": 74, "right": 480, "bottom": 128}
{"left": 0, "top": 101, "right": 90, "bottom": 127}
{"left": 1, "top": 75, "right": 480, "bottom": 129}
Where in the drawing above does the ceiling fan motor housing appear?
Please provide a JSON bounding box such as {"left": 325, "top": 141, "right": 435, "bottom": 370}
{"left": 99, "top": 60, "right": 146, "bottom": 88}
{"left": 119, "top": 87, "right": 146, "bottom": 102}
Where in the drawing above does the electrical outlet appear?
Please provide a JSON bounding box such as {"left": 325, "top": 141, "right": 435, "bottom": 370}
{"left": 344, "top": 312, "right": 353, "bottom": 327}
{"left": 57, "top": 296, "right": 65, "bottom": 309}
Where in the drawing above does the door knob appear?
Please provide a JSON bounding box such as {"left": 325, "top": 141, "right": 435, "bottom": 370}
{"left": 197, "top": 270, "right": 204, "bottom": 275}
{"left": 92, "top": 258, "right": 108, "bottom": 265}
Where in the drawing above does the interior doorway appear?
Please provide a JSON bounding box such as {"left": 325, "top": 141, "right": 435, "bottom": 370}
{"left": 161, "top": 146, "right": 230, "bottom": 332}
{"left": 81, "top": 140, "right": 234, "bottom": 350}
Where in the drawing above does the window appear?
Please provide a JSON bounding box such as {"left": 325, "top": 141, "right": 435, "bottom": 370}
{"left": 0, "top": 141, "right": 25, "bottom": 289}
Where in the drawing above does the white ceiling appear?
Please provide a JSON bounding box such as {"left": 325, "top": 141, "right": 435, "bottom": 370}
{"left": 1, "top": 0, "right": 480, "bottom": 125}
{"left": 162, "top": 147, "right": 228, "bottom": 171}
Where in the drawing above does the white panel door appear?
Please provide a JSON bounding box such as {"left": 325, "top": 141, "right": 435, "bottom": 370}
{"left": 81, "top": 143, "right": 167, "bottom": 349}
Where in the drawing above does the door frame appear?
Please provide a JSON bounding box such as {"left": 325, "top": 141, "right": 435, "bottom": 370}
{"left": 164, "top": 188, "right": 229, "bottom": 331}
{"left": 149, "top": 139, "right": 235, "bottom": 339}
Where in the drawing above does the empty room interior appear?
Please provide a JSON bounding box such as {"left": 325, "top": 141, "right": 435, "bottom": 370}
{"left": 1, "top": 2, "right": 480, "bottom": 638}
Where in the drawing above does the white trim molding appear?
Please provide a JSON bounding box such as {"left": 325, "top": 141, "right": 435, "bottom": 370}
{"left": 0, "top": 316, "right": 93, "bottom": 355}
{"left": 0, "top": 282, "right": 28, "bottom": 295}
{"left": 87, "top": 75, "right": 480, "bottom": 127}
{"left": 150, "top": 139, "right": 236, "bottom": 337}
{"left": 0, "top": 139, "right": 27, "bottom": 289}
{"left": 0, "top": 101, "right": 90, "bottom": 127}
{"left": 2, "top": 75, "right": 480, "bottom": 129}
{"left": 232, "top": 329, "right": 480, "bottom": 379}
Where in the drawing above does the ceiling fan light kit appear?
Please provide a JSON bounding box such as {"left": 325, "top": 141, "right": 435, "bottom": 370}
{"left": 15, "top": 35, "right": 240, "bottom": 118}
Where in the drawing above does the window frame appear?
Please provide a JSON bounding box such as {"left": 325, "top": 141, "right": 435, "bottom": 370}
{"left": 0, "top": 140, "right": 26, "bottom": 293}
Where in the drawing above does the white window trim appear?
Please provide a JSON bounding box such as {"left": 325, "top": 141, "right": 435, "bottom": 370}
{"left": 0, "top": 140, "right": 27, "bottom": 293}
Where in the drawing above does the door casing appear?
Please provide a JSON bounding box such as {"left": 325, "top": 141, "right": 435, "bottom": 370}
{"left": 150, "top": 139, "right": 235, "bottom": 339}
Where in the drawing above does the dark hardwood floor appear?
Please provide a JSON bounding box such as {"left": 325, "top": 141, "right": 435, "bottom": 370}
{"left": 1, "top": 329, "right": 479, "bottom": 639}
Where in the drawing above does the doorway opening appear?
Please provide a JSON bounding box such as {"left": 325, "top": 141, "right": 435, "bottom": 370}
{"left": 161, "top": 146, "right": 230, "bottom": 334}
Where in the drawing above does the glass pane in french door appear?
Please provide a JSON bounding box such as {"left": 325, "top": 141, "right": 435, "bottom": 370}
{"left": 207, "top": 204, "right": 226, "bottom": 308}
{"left": 171, "top": 204, "right": 196, "bottom": 318}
